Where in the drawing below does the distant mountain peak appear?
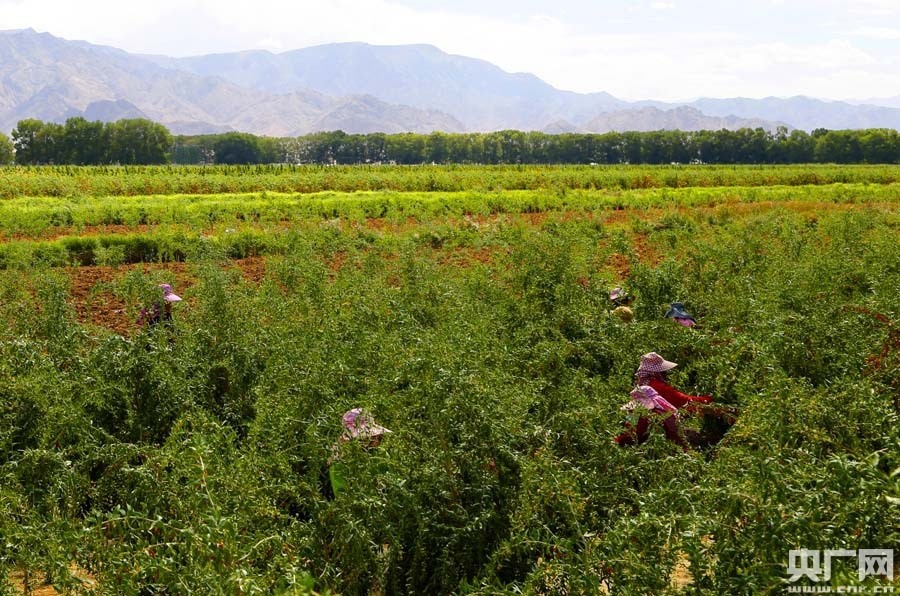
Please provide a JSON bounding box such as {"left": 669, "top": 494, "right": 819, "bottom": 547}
{"left": 80, "top": 99, "right": 148, "bottom": 122}
{"left": 582, "top": 105, "right": 789, "bottom": 133}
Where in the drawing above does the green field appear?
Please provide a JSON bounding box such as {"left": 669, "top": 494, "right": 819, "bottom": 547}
{"left": 4, "top": 163, "right": 900, "bottom": 198}
{"left": 0, "top": 165, "right": 898, "bottom": 594}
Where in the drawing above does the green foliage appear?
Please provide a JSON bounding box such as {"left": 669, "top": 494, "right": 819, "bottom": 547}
{"left": 10, "top": 118, "right": 171, "bottom": 166}
{"left": 213, "top": 132, "right": 263, "bottom": 165}
{"left": 0, "top": 132, "right": 13, "bottom": 165}
{"left": 172, "top": 128, "right": 900, "bottom": 165}
{"left": 3, "top": 163, "right": 900, "bottom": 199}
{"left": 0, "top": 168, "right": 897, "bottom": 593}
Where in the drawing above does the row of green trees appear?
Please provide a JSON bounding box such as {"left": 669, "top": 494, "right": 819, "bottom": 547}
{"left": 176, "top": 127, "right": 900, "bottom": 165}
{"left": 4, "top": 118, "right": 899, "bottom": 165}
{"left": 6, "top": 118, "right": 172, "bottom": 165}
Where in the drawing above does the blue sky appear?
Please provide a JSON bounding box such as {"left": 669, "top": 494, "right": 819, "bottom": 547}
{"left": 2, "top": 0, "right": 898, "bottom": 101}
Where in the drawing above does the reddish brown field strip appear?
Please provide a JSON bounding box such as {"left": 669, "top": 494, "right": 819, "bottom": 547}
{"left": 6, "top": 199, "right": 892, "bottom": 244}
{"left": 0, "top": 223, "right": 171, "bottom": 242}
{"left": 68, "top": 261, "right": 190, "bottom": 335}
{"left": 68, "top": 257, "right": 267, "bottom": 335}
{"left": 437, "top": 246, "right": 497, "bottom": 268}
{"left": 33, "top": 199, "right": 895, "bottom": 335}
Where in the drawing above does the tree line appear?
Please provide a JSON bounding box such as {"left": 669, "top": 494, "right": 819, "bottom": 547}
{"left": 198, "top": 128, "right": 898, "bottom": 165}
{"left": 3, "top": 118, "right": 171, "bottom": 165}
{"left": 3, "top": 117, "right": 899, "bottom": 165}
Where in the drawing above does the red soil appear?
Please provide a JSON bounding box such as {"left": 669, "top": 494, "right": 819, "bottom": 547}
{"left": 437, "top": 246, "right": 498, "bottom": 268}
{"left": 68, "top": 258, "right": 266, "bottom": 335}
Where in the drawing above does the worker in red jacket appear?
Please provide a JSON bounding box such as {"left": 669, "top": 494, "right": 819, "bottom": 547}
{"left": 634, "top": 352, "right": 712, "bottom": 412}
{"left": 615, "top": 352, "right": 737, "bottom": 448}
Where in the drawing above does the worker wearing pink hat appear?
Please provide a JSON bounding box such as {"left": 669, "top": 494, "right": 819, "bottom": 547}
{"left": 616, "top": 352, "right": 737, "bottom": 449}
{"left": 634, "top": 352, "right": 713, "bottom": 412}
{"left": 615, "top": 384, "right": 688, "bottom": 449}
{"left": 329, "top": 408, "right": 392, "bottom": 497}
{"left": 138, "top": 282, "right": 182, "bottom": 328}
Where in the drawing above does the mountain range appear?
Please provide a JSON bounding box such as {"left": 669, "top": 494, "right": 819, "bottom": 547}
{"left": 2, "top": 28, "right": 900, "bottom": 136}
{"left": 0, "top": 29, "right": 463, "bottom": 136}
{"left": 849, "top": 96, "right": 900, "bottom": 110}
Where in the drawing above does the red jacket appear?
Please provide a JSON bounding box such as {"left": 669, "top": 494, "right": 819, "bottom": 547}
{"left": 647, "top": 379, "right": 711, "bottom": 411}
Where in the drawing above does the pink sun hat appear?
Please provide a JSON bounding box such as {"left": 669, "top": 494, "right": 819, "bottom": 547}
{"left": 341, "top": 408, "right": 392, "bottom": 439}
{"left": 159, "top": 283, "right": 182, "bottom": 302}
{"left": 622, "top": 385, "right": 678, "bottom": 413}
{"left": 636, "top": 352, "right": 678, "bottom": 375}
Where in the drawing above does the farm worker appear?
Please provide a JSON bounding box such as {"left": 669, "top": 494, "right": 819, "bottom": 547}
{"left": 614, "top": 385, "right": 688, "bottom": 449}
{"left": 631, "top": 351, "right": 737, "bottom": 442}
{"left": 634, "top": 352, "right": 711, "bottom": 410}
{"left": 138, "top": 283, "right": 182, "bottom": 328}
{"left": 328, "top": 408, "right": 392, "bottom": 496}
{"left": 664, "top": 302, "right": 696, "bottom": 327}
{"left": 609, "top": 287, "right": 634, "bottom": 323}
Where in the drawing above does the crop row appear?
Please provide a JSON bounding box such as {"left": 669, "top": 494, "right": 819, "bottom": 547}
{"left": 1, "top": 194, "right": 897, "bottom": 271}
{"left": 2, "top": 163, "right": 900, "bottom": 198}
{"left": 1, "top": 183, "right": 898, "bottom": 240}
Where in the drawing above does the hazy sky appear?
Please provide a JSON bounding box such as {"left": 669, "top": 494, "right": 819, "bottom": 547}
{"left": 2, "top": 0, "right": 899, "bottom": 101}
